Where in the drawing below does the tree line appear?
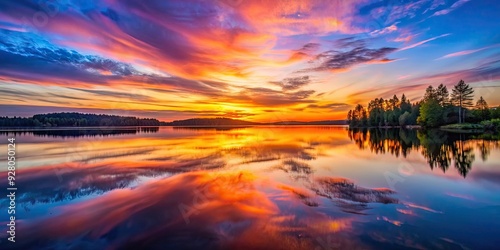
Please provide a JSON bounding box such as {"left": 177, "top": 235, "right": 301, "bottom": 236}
{"left": 0, "top": 112, "right": 164, "bottom": 127}
{"left": 347, "top": 80, "right": 500, "bottom": 128}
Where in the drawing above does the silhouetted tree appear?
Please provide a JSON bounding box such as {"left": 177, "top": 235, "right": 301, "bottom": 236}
{"left": 423, "top": 86, "right": 437, "bottom": 102}
{"left": 451, "top": 80, "right": 474, "bottom": 123}
{"left": 436, "top": 83, "right": 449, "bottom": 106}
{"left": 347, "top": 104, "right": 368, "bottom": 127}
{"left": 400, "top": 94, "right": 412, "bottom": 114}
{"left": 473, "top": 96, "right": 490, "bottom": 121}
{"left": 368, "top": 98, "right": 385, "bottom": 127}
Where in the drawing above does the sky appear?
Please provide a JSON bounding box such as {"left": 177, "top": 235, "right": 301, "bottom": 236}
{"left": 0, "top": 0, "right": 499, "bottom": 122}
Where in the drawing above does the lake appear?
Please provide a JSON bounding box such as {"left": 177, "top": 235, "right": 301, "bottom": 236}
{"left": 1, "top": 126, "right": 499, "bottom": 249}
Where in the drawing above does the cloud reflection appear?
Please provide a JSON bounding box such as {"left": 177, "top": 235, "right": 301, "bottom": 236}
{"left": 12, "top": 171, "right": 277, "bottom": 249}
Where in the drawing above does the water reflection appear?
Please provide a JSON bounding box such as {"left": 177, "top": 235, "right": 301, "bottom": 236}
{"left": 348, "top": 128, "right": 499, "bottom": 177}
{"left": 173, "top": 126, "right": 250, "bottom": 131}
{"left": 0, "top": 158, "right": 225, "bottom": 207}
{"left": 311, "top": 177, "right": 398, "bottom": 214}
{"left": 0, "top": 127, "right": 499, "bottom": 249}
{"left": 1, "top": 127, "right": 396, "bottom": 211}
{"left": 0, "top": 127, "right": 159, "bottom": 138}
{"left": 14, "top": 172, "right": 278, "bottom": 249}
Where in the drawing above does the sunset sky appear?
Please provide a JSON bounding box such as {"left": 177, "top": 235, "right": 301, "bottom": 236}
{"left": 0, "top": 0, "right": 499, "bottom": 122}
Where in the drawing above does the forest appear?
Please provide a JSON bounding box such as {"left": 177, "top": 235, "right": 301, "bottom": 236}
{"left": 347, "top": 80, "right": 500, "bottom": 129}
{"left": 0, "top": 112, "right": 164, "bottom": 127}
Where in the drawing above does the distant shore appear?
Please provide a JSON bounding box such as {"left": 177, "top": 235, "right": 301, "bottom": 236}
{"left": 347, "top": 125, "right": 422, "bottom": 129}
{"left": 0, "top": 124, "right": 350, "bottom": 130}
{"left": 0, "top": 113, "right": 348, "bottom": 128}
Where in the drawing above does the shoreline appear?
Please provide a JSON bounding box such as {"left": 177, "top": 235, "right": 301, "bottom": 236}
{"left": 0, "top": 124, "right": 350, "bottom": 131}
{"left": 347, "top": 125, "right": 422, "bottom": 129}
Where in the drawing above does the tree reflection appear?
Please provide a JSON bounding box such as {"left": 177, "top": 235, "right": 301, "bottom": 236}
{"left": 347, "top": 128, "right": 494, "bottom": 177}
{"left": 477, "top": 140, "right": 490, "bottom": 161}
{"left": 348, "top": 128, "right": 421, "bottom": 158}
{"left": 418, "top": 130, "right": 452, "bottom": 173}
{"left": 452, "top": 137, "right": 475, "bottom": 177}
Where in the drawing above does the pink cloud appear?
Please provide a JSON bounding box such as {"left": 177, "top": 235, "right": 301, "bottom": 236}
{"left": 436, "top": 44, "right": 500, "bottom": 60}
{"left": 370, "top": 24, "right": 398, "bottom": 36}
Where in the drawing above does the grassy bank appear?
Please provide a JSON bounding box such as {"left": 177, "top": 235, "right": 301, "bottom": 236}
{"left": 440, "top": 123, "right": 484, "bottom": 133}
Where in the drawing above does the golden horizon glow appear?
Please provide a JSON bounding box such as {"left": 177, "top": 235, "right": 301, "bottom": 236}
{"left": 1, "top": 0, "right": 499, "bottom": 121}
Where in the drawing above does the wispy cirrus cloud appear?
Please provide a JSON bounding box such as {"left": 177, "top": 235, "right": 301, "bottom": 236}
{"left": 305, "top": 102, "right": 349, "bottom": 111}
{"left": 412, "top": 58, "right": 500, "bottom": 85}
{"left": 399, "top": 33, "right": 451, "bottom": 51}
{"left": 432, "top": 0, "right": 471, "bottom": 16}
{"left": 436, "top": 44, "right": 500, "bottom": 60}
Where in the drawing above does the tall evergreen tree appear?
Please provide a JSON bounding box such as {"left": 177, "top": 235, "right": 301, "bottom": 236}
{"left": 451, "top": 80, "right": 474, "bottom": 123}
{"left": 400, "top": 94, "right": 412, "bottom": 114}
{"left": 474, "top": 96, "right": 490, "bottom": 121}
{"left": 436, "top": 84, "right": 449, "bottom": 106}
{"left": 355, "top": 104, "right": 368, "bottom": 127}
{"left": 423, "top": 86, "right": 437, "bottom": 102}
{"left": 348, "top": 105, "right": 368, "bottom": 127}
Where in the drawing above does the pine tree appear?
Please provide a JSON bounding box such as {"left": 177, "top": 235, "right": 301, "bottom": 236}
{"left": 436, "top": 84, "right": 449, "bottom": 106}
{"left": 451, "top": 80, "right": 474, "bottom": 123}
{"left": 475, "top": 96, "right": 490, "bottom": 121}
{"left": 400, "top": 94, "right": 412, "bottom": 113}
{"left": 348, "top": 104, "right": 368, "bottom": 127}
{"left": 423, "top": 86, "right": 437, "bottom": 102}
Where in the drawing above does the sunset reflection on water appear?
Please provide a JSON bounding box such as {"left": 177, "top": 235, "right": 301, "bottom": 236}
{"left": 1, "top": 126, "right": 499, "bottom": 249}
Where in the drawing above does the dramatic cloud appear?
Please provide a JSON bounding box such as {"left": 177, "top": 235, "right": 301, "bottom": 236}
{"left": 303, "top": 38, "right": 397, "bottom": 72}
{"left": 270, "top": 76, "right": 312, "bottom": 91}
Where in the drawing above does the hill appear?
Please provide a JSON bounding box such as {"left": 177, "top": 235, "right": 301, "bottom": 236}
{"left": 271, "top": 120, "right": 347, "bottom": 125}
{"left": 166, "top": 118, "right": 260, "bottom": 126}
{"left": 166, "top": 118, "right": 347, "bottom": 126}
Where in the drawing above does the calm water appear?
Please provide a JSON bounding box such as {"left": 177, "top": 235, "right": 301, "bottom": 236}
{"left": 1, "top": 126, "right": 499, "bottom": 249}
